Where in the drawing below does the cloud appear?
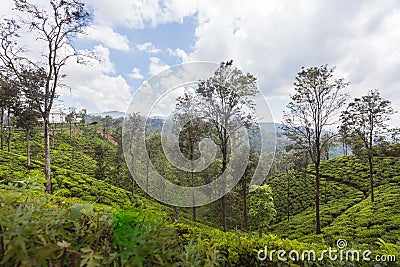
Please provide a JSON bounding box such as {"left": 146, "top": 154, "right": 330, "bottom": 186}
{"left": 61, "top": 45, "right": 133, "bottom": 112}
{"left": 85, "top": 0, "right": 197, "bottom": 28}
{"left": 129, "top": 68, "right": 145, "bottom": 79}
{"left": 81, "top": 25, "right": 130, "bottom": 51}
{"left": 168, "top": 48, "right": 190, "bottom": 62}
{"left": 148, "top": 57, "right": 170, "bottom": 76}
{"left": 178, "top": 0, "right": 400, "bottom": 125}
{"left": 135, "top": 42, "right": 161, "bottom": 54}
{"left": 0, "top": 1, "right": 133, "bottom": 113}
{"left": 3, "top": 0, "right": 400, "bottom": 125}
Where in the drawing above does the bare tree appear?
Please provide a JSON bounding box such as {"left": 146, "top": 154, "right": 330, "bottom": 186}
{"left": 282, "top": 65, "right": 348, "bottom": 234}
{"left": 0, "top": 0, "right": 91, "bottom": 193}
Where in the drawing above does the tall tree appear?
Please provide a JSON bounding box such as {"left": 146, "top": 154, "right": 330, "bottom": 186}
{"left": 272, "top": 149, "right": 308, "bottom": 222}
{"left": 0, "top": 74, "right": 19, "bottom": 152}
{"left": 241, "top": 149, "right": 259, "bottom": 230}
{"left": 123, "top": 113, "right": 145, "bottom": 197}
{"left": 13, "top": 71, "right": 42, "bottom": 168}
{"left": 340, "top": 89, "right": 394, "bottom": 202}
{"left": 0, "top": 75, "right": 5, "bottom": 150}
{"left": 197, "top": 60, "right": 258, "bottom": 231}
{"left": 101, "top": 115, "right": 113, "bottom": 140}
{"left": 282, "top": 65, "right": 348, "bottom": 234}
{"left": 0, "top": 0, "right": 91, "bottom": 193}
{"left": 65, "top": 107, "right": 76, "bottom": 147}
{"left": 174, "top": 91, "right": 209, "bottom": 222}
{"left": 111, "top": 125, "right": 131, "bottom": 190}
{"left": 93, "top": 144, "right": 110, "bottom": 181}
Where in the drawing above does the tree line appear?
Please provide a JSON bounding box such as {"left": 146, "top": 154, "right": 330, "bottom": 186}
{"left": 282, "top": 65, "right": 397, "bottom": 234}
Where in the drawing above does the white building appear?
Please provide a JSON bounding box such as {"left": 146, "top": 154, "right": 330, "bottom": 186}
{"left": 38, "top": 105, "right": 82, "bottom": 124}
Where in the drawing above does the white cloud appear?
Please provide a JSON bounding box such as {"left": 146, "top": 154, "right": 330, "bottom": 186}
{"left": 81, "top": 25, "right": 130, "bottom": 51}
{"left": 135, "top": 42, "right": 161, "bottom": 54}
{"left": 175, "top": 0, "right": 400, "bottom": 127}
{"left": 3, "top": 0, "right": 400, "bottom": 126}
{"left": 129, "top": 68, "right": 145, "bottom": 79}
{"left": 148, "top": 57, "right": 170, "bottom": 76}
{"left": 168, "top": 48, "right": 190, "bottom": 62}
{"left": 0, "top": 1, "right": 133, "bottom": 113}
{"left": 85, "top": 0, "right": 197, "bottom": 28}
{"left": 61, "top": 45, "right": 133, "bottom": 112}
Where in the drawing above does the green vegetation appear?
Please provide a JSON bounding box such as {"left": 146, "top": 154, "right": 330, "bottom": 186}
{"left": 0, "top": 125, "right": 399, "bottom": 266}
{"left": 0, "top": 27, "right": 399, "bottom": 265}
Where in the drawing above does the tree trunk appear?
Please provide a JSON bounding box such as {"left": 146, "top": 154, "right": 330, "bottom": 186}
{"left": 7, "top": 108, "right": 11, "bottom": 153}
{"left": 191, "top": 144, "right": 196, "bottom": 223}
{"left": 130, "top": 151, "right": 135, "bottom": 197}
{"left": 69, "top": 120, "right": 72, "bottom": 146}
{"left": 146, "top": 157, "right": 150, "bottom": 199}
{"left": 0, "top": 107, "right": 3, "bottom": 150}
{"left": 44, "top": 118, "right": 52, "bottom": 194}
{"left": 315, "top": 161, "right": 321, "bottom": 234}
{"left": 192, "top": 170, "right": 196, "bottom": 223}
{"left": 26, "top": 129, "right": 31, "bottom": 169}
{"left": 287, "top": 172, "right": 290, "bottom": 222}
{"left": 222, "top": 142, "right": 227, "bottom": 232}
{"left": 368, "top": 155, "right": 374, "bottom": 202}
{"left": 241, "top": 170, "right": 247, "bottom": 230}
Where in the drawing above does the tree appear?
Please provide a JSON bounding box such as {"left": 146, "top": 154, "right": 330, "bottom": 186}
{"left": 340, "top": 89, "right": 394, "bottom": 202}
{"left": 111, "top": 125, "right": 131, "bottom": 190}
{"left": 321, "top": 132, "right": 338, "bottom": 160}
{"left": 240, "top": 149, "right": 259, "bottom": 230}
{"left": 0, "top": 74, "right": 19, "bottom": 152}
{"left": 0, "top": 75, "right": 6, "bottom": 150}
{"left": 93, "top": 144, "right": 110, "bottom": 181}
{"left": 197, "top": 60, "right": 258, "bottom": 231}
{"left": 13, "top": 86, "right": 41, "bottom": 168}
{"left": 65, "top": 107, "right": 76, "bottom": 147}
{"left": 101, "top": 115, "right": 113, "bottom": 139}
{"left": 174, "top": 91, "right": 210, "bottom": 222}
{"left": 248, "top": 184, "right": 276, "bottom": 237}
{"left": 0, "top": 0, "right": 91, "bottom": 194}
{"left": 277, "top": 149, "right": 305, "bottom": 221}
{"left": 123, "top": 113, "right": 145, "bottom": 197}
{"left": 78, "top": 109, "right": 87, "bottom": 126}
{"left": 282, "top": 65, "right": 348, "bottom": 234}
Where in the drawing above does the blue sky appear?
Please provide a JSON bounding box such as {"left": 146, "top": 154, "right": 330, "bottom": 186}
{"left": 2, "top": 0, "right": 400, "bottom": 126}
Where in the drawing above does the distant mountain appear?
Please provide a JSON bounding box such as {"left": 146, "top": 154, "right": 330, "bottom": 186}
{"left": 88, "top": 111, "right": 125, "bottom": 119}
{"left": 259, "top": 122, "right": 285, "bottom": 133}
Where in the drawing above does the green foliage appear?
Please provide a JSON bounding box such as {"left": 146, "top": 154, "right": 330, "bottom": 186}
{"left": 269, "top": 191, "right": 364, "bottom": 241}
{"left": 0, "top": 187, "right": 113, "bottom": 266}
{"left": 248, "top": 184, "right": 276, "bottom": 234}
{"left": 318, "top": 155, "right": 400, "bottom": 192}
{"left": 1, "top": 106, "right": 400, "bottom": 266}
{"left": 267, "top": 171, "right": 363, "bottom": 223}
{"left": 111, "top": 209, "right": 181, "bottom": 266}
{"left": 318, "top": 183, "right": 400, "bottom": 245}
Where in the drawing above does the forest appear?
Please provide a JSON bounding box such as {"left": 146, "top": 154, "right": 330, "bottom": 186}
{"left": 1, "top": 0, "right": 400, "bottom": 266}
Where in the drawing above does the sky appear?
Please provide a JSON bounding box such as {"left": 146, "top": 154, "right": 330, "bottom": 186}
{"left": 1, "top": 0, "right": 400, "bottom": 126}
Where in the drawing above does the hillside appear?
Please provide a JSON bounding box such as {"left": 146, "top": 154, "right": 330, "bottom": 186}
{"left": 0, "top": 128, "right": 399, "bottom": 266}
{"left": 0, "top": 131, "right": 346, "bottom": 266}
{"left": 267, "top": 155, "right": 400, "bottom": 248}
